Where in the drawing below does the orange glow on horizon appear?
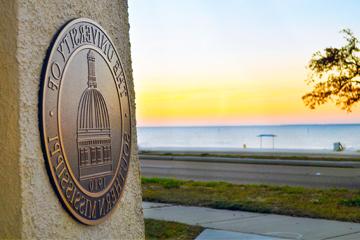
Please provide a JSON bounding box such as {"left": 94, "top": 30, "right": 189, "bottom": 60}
{"left": 135, "top": 73, "right": 360, "bottom": 126}
{"left": 129, "top": 1, "right": 360, "bottom": 126}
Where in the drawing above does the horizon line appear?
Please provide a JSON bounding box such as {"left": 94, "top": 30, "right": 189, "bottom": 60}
{"left": 137, "top": 122, "right": 360, "bottom": 128}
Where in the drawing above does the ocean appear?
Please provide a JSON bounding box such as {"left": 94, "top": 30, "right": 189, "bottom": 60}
{"left": 137, "top": 124, "right": 360, "bottom": 151}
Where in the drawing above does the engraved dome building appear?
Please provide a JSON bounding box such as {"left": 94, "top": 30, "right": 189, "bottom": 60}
{"left": 77, "top": 50, "right": 112, "bottom": 181}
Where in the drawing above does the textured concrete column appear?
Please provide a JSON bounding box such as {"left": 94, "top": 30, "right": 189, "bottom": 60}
{"left": 0, "top": 0, "right": 144, "bottom": 239}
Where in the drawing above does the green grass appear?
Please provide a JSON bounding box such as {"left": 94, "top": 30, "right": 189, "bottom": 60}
{"left": 145, "top": 218, "right": 203, "bottom": 240}
{"left": 340, "top": 198, "right": 360, "bottom": 207}
{"left": 139, "top": 151, "right": 360, "bottom": 162}
{"left": 142, "top": 177, "right": 360, "bottom": 222}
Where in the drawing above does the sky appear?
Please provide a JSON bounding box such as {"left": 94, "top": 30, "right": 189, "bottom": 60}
{"left": 128, "top": 0, "right": 360, "bottom": 126}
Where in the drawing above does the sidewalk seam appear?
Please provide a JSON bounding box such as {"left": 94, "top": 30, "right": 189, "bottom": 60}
{"left": 198, "top": 214, "right": 266, "bottom": 225}
{"left": 321, "top": 230, "right": 360, "bottom": 240}
{"left": 144, "top": 205, "right": 174, "bottom": 209}
{"left": 202, "top": 228, "right": 294, "bottom": 240}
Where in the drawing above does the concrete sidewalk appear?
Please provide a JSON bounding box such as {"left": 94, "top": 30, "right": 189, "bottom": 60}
{"left": 143, "top": 201, "right": 360, "bottom": 240}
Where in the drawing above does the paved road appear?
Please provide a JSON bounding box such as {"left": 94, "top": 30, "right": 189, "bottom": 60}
{"left": 140, "top": 159, "right": 360, "bottom": 189}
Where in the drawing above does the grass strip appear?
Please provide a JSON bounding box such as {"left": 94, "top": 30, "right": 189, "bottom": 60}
{"left": 145, "top": 218, "right": 203, "bottom": 240}
{"left": 142, "top": 177, "right": 360, "bottom": 223}
{"left": 139, "top": 151, "right": 360, "bottom": 161}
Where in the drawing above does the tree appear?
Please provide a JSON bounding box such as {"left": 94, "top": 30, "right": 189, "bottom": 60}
{"left": 302, "top": 29, "right": 360, "bottom": 112}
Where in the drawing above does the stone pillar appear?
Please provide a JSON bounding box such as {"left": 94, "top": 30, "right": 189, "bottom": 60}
{"left": 0, "top": 0, "right": 144, "bottom": 239}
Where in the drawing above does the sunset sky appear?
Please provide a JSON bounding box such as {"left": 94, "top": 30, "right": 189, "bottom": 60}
{"left": 129, "top": 0, "right": 360, "bottom": 126}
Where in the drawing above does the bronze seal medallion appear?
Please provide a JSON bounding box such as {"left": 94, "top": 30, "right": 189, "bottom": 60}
{"left": 41, "top": 18, "right": 131, "bottom": 225}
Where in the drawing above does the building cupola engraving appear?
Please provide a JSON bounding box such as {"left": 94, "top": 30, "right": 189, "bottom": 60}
{"left": 76, "top": 49, "right": 112, "bottom": 181}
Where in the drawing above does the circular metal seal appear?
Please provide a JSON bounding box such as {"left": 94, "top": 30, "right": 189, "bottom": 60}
{"left": 41, "top": 18, "right": 131, "bottom": 225}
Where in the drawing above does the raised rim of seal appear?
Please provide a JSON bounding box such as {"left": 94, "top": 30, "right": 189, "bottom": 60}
{"left": 40, "top": 18, "right": 132, "bottom": 225}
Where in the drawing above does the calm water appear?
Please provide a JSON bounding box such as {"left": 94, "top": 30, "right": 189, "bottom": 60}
{"left": 137, "top": 124, "right": 360, "bottom": 151}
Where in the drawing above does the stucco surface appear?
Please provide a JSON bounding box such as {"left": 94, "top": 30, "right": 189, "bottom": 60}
{"left": 0, "top": 0, "right": 22, "bottom": 239}
{"left": 1, "top": 0, "right": 144, "bottom": 239}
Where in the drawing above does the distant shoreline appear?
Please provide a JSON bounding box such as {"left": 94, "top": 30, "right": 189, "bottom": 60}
{"left": 139, "top": 147, "right": 360, "bottom": 161}
{"left": 137, "top": 124, "right": 360, "bottom": 151}
{"left": 139, "top": 145, "right": 360, "bottom": 155}
{"left": 137, "top": 123, "right": 360, "bottom": 128}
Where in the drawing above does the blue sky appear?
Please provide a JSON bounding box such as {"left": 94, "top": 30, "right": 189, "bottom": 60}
{"left": 129, "top": 0, "right": 360, "bottom": 126}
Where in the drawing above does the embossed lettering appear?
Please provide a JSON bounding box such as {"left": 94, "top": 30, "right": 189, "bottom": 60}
{"left": 78, "top": 25, "right": 85, "bottom": 44}
{"left": 51, "top": 62, "right": 61, "bottom": 80}
{"left": 120, "top": 84, "right": 128, "bottom": 97}
{"left": 48, "top": 62, "right": 62, "bottom": 91}
{"left": 65, "top": 181, "right": 74, "bottom": 199}
{"left": 106, "top": 193, "right": 112, "bottom": 212}
{"left": 48, "top": 77, "right": 59, "bottom": 91}
{"left": 113, "top": 176, "right": 122, "bottom": 197}
{"left": 91, "top": 26, "right": 98, "bottom": 45}
{"left": 84, "top": 25, "right": 91, "bottom": 43}
{"left": 57, "top": 42, "right": 66, "bottom": 62}
{"left": 71, "top": 27, "right": 79, "bottom": 45}
{"left": 57, "top": 159, "right": 66, "bottom": 179}
{"left": 60, "top": 172, "right": 69, "bottom": 189}
{"left": 98, "top": 197, "right": 106, "bottom": 217}
{"left": 99, "top": 34, "right": 108, "bottom": 51}
{"left": 107, "top": 46, "right": 114, "bottom": 62}
{"left": 48, "top": 135, "right": 59, "bottom": 143}
{"left": 43, "top": 19, "right": 132, "bottom": 224}
{"left": 50, "top": 142, "right": 61, "bottom": 156}
{"left": 79, "top": 195, "right": 86, "bottom": 214}
{"left": 110, "top": 187, "right": 116, "bottom": 205}
{"left": 70, "top": 187, "right": 77, "bottom": 204}
{"left": 73, "top": 191, "right": 81, "bottom": 210}
{"left": 113, "top": 59, "right": 121, "bottom": 75}
{"left": 90, "top": 200, "right": 97, "bottom": 219}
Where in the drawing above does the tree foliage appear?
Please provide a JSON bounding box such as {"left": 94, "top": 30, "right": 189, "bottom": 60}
{"left": 303, "top": 29, "right": 360, "bottom": 111}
